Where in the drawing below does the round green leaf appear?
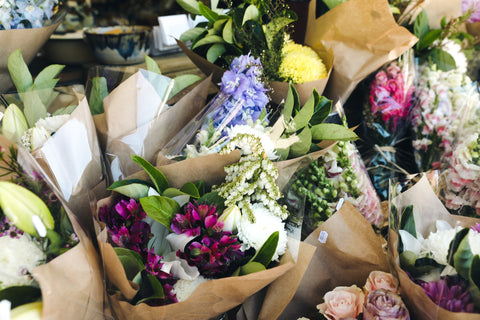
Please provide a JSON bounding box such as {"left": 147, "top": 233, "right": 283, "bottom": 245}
{"left": 206, "top": 43, "right": 226, "bottom": 63}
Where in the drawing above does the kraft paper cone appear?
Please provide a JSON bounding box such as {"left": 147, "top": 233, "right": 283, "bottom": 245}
{"left": 423, "top": 0, "right": 462, "bottom": 29}
{"left": 279, "top": 202, "right": 389, "bottom": 319}
{"left": 467, "top": 22, "right": 480, "bottom": 38}
{"left": 305, "top": 0, "right": 417, "bottom": 103}
{"left": 388, "top": 175, "right": 480, "bottom": 320}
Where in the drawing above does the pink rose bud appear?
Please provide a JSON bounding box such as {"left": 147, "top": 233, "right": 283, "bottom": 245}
{"left": 364, "top": 289, "right": 410, "bottom": 320}
{"left": 364, "top": 271, "right": 399, "bottom": 296}
{"left": 317, "top": 285, "right": 364, "bottom": 320}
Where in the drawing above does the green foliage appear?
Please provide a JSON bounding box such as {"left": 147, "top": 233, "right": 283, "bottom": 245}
{"left": 233, "top": 231, "right": 279, "bottom": 276}
{"left": 88, "top": 77, "right": 108, "bottom": 115}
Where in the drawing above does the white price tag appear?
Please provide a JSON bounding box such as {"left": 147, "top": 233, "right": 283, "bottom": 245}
{"left": 318, "top": 231, "right": 328, "bottom": 244}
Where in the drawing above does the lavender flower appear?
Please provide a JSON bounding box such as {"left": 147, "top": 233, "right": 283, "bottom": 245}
{"left": 419, "top": 276, "right": 475, "bottom": 313}
{"left": 363, "top": 289, "right": 410, "bottom": 320}
{"left": 472, "top": 223, "right": 480, "bottom": 233}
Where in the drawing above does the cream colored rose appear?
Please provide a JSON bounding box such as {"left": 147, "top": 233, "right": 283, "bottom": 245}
{"left": 317, "top": 285, "right": 364, "bottom": 320}
{"left": 364, "top": 271, "right": 399, "bottom": 296}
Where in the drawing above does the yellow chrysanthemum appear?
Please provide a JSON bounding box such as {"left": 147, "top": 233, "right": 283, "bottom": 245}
{"left": 278, "top": 41, "right": 328, "bottom": 84}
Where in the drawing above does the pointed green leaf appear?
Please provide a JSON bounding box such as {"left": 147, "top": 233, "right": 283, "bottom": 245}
{"left": 239, "top": 261, "right": 266, "bottom": 275}
{"left": 34, "top": 64, "right": 64, "bottom": 87}
{"left": 192, "top": 35, "right": 225, "bottom": 49}
{"left": 287, "top": 91, "right": 316, "bottom": 133}
{"left": 169, "top": 74, "right": 202, "bottom": 100}
{"left": 194, "top": 180, "right": 205, "bottom": 196}
{"left": 417, "top": 29, "right": 442, "bottom": 51}
{"left": 414, "top": 10, "right": 429, "bottom": 43}
{"left": 0, "top": 181, "right": 54, "bottom": 236}
{"left": 180, "top": 27, "right": 206, "bottom": 43}
{"left": 7, "top": 49, "right": 33, "bottom": 94}
{"left": 211, "top": 0, "right": 219, "bottom": 9}
{"left": 132, "top": 270, "right": 165, "bottom": 305}
{"left": 198, "top": 1, "right": 220, "bottom": 23}
{"left": 323, "top": 0, "right": 347, "bottom": 9}
{"left": 282, "top": 84, "right": 297, "bottom": 121}
{"left": 89, "top": 76, "right": 108, "bottom": 115}
{"left": 145, "top": 55, "right": 161, "bottom": 74}
{"left": 263, "top": 16, "right": 294, "bottom": 49}
{"left": 23, "top": 87, "right": 48, "bottom": 127}
{"left": 0, "top": 286, "right": 41, "bottom": 309}
{"left": 289, "top": 127, "right": 312, "bottom": 158}
{"left": 180, "top": 182, "right": 200, "bottom": 198}
{"left": 131, "top": 155, "right": 169, "bottom": 193}
{"left": 429, "top": 48, "right": 456, "bottom": 72}
{"left": 108, "top": 179, "right": 152, "bottom": 199}
{"left": 198, "top": 191, "right": 225, "bottom": 212}
{"left": 162, "top": 187, "right": 187, "bottom": 198}
{"left": 251, "top": 231, "right": 279, "bottom": 267}
{"left": 310, "top": 96, "right": 332, "bottom": 125}
{"left": 114, "top": 247, "right": 145, "bottom": 280}
{"left": 176, "top": 0, "right": 201, "bottom": 15}
{"left": 242, "top": 4, "right": 260, "bottom": 25}
{"left": 469, "top": 255, "right": 480, "bottom": 308}
{"left": 206, "top": 43, "right": 226, "bottom": 63}
{"left": 450, "top": 228, "right": 472, "bottom": 279}
{"left": 222, "top": 18, "right": 234, "bottom": 44}
{"left": 310, "top": 123, "right": 358, "bottom": 141}
{"left": 52, "top": 104, "right": 76, "bottom": 116}
{"left": 399, "top": 205, "right": 416, "bottom": 238}
{"left": 140, "top": 196, "right": 180, "bottom": 229}
{"left": 213, "top": 18, "right": 227, "bottom": 32}
{"left": 2, "top": 104, "right": 28, "bottom": 142}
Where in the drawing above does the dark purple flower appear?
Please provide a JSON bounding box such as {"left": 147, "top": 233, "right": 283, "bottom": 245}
{"left": 171, "top": 202, "right": 222, "bottom": 236}
{"left": 364, "top": 289, "right": 410, "bottom": 320}
{"left": 144, "top": 250, "right": 178, "bottom": 306}
{"left": 419, "top": 276, "right": 475, "bottom": 313}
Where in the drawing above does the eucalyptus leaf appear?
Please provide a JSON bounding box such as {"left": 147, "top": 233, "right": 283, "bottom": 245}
{"left": 310, "top": 123, "right": 358, "bottom": 141}
{"left": 140, "top": 196, "right": 180, "bottom": 229}
{"left": 7, "top": 48, "right": 33, "bottom": 94}
{"left": 145, "top": 55, "right": 161, "bottom": 74}
{"left": 0, "top": 286, "right": 41, "bottom": 309}
{"left": 114, "top": 247, "right": 146, "bottom": 280}
{"left": 2, "top": 103, "right": 28, "bottom": 142}
{"left": 198, "top": 1, "right": 220, "bottom": 23}
{"left": 180, "top": 27, "right": 206, "bottom": 43}
{"left": 89, "top": 76, "right": 108, "bottom": 115}
{"left": 251, "top": 231, "right": 279, "bottom": 267}
{"left": 131, "top": 155, "right": 169, "bottom": 193}
{"left": 222, "top": 19, "right": 234, "bottom": 44}
{"left": 399, "top": 205, "right": 416, "bottom": 238}
{"left": 450, "top": 228, "right": 472, "bottom": 279}
{"left": 192, "top": 35, "right": 225, "bottom": 50}
{"left": 289, "top": 127, "right": 312, "bottom": 158}
{"left": 176, "top": 0, "right": 201, "bottom": 15}
{"left": 242, "top": 4, "right": 260, "bottom": 25}
{"left": 206, "top": 43, "right": 226, "bottom": 63}
{"left": 169, "top": 74, "right": 202, "bottom": 99}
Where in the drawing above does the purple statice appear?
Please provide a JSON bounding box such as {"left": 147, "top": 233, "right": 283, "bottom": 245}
{"left": 419, "top": 276, "right": 476, "bottom": 313}
{"left": 144, "top": 250, "right": 178, "bottom": 306}
{"left": 472, "top": 223, "right": 480, "bottom": 233}
{"left": 98, "top": 198, "right": 151, "bottom": 255}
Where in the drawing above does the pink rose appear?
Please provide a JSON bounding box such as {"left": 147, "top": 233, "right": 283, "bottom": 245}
{"left": 317, "top": 285, "right": 365, "bottom": 320}
{"left": 364, "top": 271, "right": 398, "bottom": 297}
{"left": 364, "top": 289, "right": 410, "bottom": 320}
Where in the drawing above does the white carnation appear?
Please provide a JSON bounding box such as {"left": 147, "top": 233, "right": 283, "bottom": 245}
{"left": 34, "top": 114, "right": 70, "bottom": 134}
{"left": 420, "top": 225, "right": 463, "bottom": 266}
{"left": 0, "top": 234, "right": 45, "bottom": 289}
{"left": 237, "top": 203, "right": 287, "bottom": 261}
{"left": 226, "top": 123, "right": 278, "bottom": 160}
{"left": 468, "top": 229, "right": 480, "bottom": 257}
{"left": 172, "top": 276, "right": 209, "bottom": 302}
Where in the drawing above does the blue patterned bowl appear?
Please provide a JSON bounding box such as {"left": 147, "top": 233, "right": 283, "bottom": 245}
{"left": 84, "top": 26, "right": 151, "bottom": 65}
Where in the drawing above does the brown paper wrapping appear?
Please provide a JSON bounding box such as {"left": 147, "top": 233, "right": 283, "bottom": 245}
{"left": 305, "top": 0, "right": 417, "bottom": 103}
{"left": 388, "top": 175, "right": 480, "bottom": 320}
{"left": 279, "top": 202, "right": 390, "bottom": 319}
{"left": 467, "top": 22, "right": 480, "bottom": 38}
{"left": 101, "top": 73, "right": 212, "bottom": 180}
{"left": 423, "top": 0, "right": 462, "bottom": 29}
{"left": 0, "top": 135, "right": 16, "bottom": 180}
{"left": 0, "top": 21, "right": 61, "bottom": 93}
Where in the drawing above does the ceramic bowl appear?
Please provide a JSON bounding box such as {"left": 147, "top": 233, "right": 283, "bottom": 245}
{"left": 83, "top": 26, "right": 151, "bottom": 65}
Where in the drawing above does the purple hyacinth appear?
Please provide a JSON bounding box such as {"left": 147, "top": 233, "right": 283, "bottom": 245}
{"left": 419, "top": 276, "right": 476, "bottom": 313}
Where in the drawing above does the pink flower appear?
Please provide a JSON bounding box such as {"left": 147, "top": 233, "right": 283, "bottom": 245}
{"left": 317, "top": 285, "right": 365, "bottom": 320}
{"left": 364, "top": 271, "right": 399, "bottom": 297}
{"left": 364, "top": 289, "right": 410, "bottom": 320}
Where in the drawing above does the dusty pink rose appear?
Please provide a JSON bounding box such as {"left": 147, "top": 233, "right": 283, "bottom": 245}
{"left": 364, "top": 271, "right": 399, "bottom": 296}
{"left": 317, "top": 285, "right": 365, "bottom": 320}
{"left": 364, "top": 289, "right": 410, "bottom": 320}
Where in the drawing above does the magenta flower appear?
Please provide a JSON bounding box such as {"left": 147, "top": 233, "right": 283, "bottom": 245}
{"left": 472, "top": 223, "right": 480, "bottom": 233}
{"left": 144, "top": 250, "right": 178, "bottom": 305}
{"left": 419, "top": 276, "right": 475, "bottom": 313}
{"left": 171, "top": 202, "right": 223, "bottom": 236}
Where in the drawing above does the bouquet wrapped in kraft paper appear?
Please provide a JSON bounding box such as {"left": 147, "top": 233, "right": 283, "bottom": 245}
{"left": 389, "top": 174, "right": 480, "bottom": 320}
{"left": 305, "top": 0, "right": 417, "bottom": 103}
{"left": 277, "top": 201, "right": 390, "bottom": 319}
{"left": 93, "top": 69, "right": 211, "bottom": 181}
{"left": 0, "top": 142, "right": 106, "bottom": 319}
{"left": 96, "top": 147, "right": 319, "bottom": 320}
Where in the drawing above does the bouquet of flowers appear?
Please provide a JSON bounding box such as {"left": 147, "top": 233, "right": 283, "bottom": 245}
{"left": 0, "top": 0, "right": 60, "bottom": 30}
{"left": 389, "top": 174, "right": 480, "bottom": 319}
{"left": 98, "top": 131, "right": 305, "bottom": 319}
{"left": 357, "top": 50, "right": 417, "bottom": 200}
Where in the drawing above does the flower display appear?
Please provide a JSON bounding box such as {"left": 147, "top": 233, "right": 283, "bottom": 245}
{"left": 278, "top": 40, "right": 328, "bottom": 84}
{"left": 363, "top": 289, "right": 410, "bottom": 320}
{"left": 0, "top": 0, "right": 59, "bottom": 30}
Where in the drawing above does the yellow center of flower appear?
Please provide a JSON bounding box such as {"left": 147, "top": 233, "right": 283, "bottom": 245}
{"left": 278, "top": 42, "right": 328, "bottom": 84}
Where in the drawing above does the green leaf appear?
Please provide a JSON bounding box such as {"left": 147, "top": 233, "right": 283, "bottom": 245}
{"left": 222, "top": 19, "right": 234, "bottom": 44}
{"left": 198, "top": 1, "right": 220, "bottom": 23}
{"left": 289, "top": 127, "right": 312, "bottom": 158}
{"left": 114, "top": 247, "right": 146, "bottom": 280}
{"left": 176, "top": 0, "right": 201, "bottom": 15}
{"left": 132, "top": 270, "right": 165, "bottom": 305}
{"left": 180, "top": 182, "right": 201, "bottom": 198}
{"left": 440, "top": 16, "right": 447, "bottom": 29}
{"left": 194, "top": 180, "right": 205, "bottom": 196}
{"left": 108, "top": 179, "right": 151, "bottom": 199}
{"left": 162, "top": 187, "right": 188, "bottom": 198}
{"left": 310, "top": 123, "right": 358, "bottom": 141}
{"left": 140, "top": 196, "right": 180, "bottom": 229}
{"left": 287, "top": 90, "right": 316, "bottom": 133}
{"left": 242, "top": 4, "right": 260, "bottom": 25}
{"left": 198, "top": 191, "right": 225, "bottom": 212}
{"left": 450, "top": 228, "right": 472, "bottom": 279}
{"left": 211, "top": 0, "right": 219, "bottom": 9}
{"left": 131, "top": 155, "right": 169, "bottom": 193}
{"left": 429, "top": 48, "right": 456, "bottom": 72}
{"left": 1, "top": 103, "right": 28, "bottom": 142}
{"left": 251, "top": 231, "right": 279, "bottom": 267}
{"left": 243, "top": 20, "right": 267, "bottom": 47}
{"left": 263, "top": 17, "right": 295, "bottom": 49}
{"left": 169, "top": 74, "right": 202, "bottom": 99}
{"left": 89, "top": 76, "right": 108, "bottom": 115}
{"left": 192, "top": 35, "right": 225, "bottom": 50}
{"left": 34, "top": 64, "right": 64, "bottom": 87}
{"left": 282, "top": 84, "right": 297, "bottom": 120}
{"left": 213, "top": 18, "right": 227, "bottom": 32}
{"left": 206, "top": 43, "right": 226, "bottom": 63}
{"left": 310, "top": 96, "right": 332, "bottom": 125}
{"left": 0, "top": 286, "right": 41, "bottom": 309}
{"left": 23, "top": 87, "right": 48, "bottom": 127}
{"left": 52, "top": 104, "right": 76, "bottom": 116}
{"left": 180, "top": 27, "right": 206, "bottom": 43}
{"left": 7, "top": 48, "right": 33, "bottom": 93}
{"left": 469, "top": 255, "right": 480, "bottom": 308}
{"left": 323, "top": 0, "right": 347, "bottom": 9}
{"left": 145, "top": 55, "right": 161, "bottom": 74}
{"left": 275, "top": 147, "right": 290, "bottom": 161}
{"left": 238, "top": 261, "right": 266, "bottom": 276}
{"left": 399, "top": 205, "right": 416, "bottom": 238}
{"left": 417, "top": 29, "right": 442, "bottom": 51}
{"left": 0, "top": 181, "right": 54, "bottom": 236}
{"left": 414, "top": 10, "right": 429, "bottom": 42}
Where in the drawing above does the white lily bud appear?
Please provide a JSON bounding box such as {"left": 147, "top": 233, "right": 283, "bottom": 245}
{"left": 219, "top": 205, "right": 241, "bottom": 232}
{"left": 2, "top": 104, "right": 28, "bottom": 142}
